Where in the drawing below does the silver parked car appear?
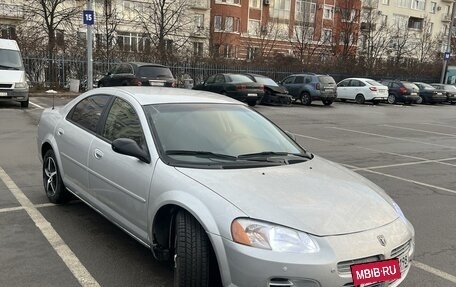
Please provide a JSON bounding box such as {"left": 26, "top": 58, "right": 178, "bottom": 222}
{"left": 37, "top": 87, "right": 414, "bottom": 287}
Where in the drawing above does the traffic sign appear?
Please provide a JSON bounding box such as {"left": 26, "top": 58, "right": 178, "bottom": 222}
{"left": 444, "top": 52, "right": 451, "bottom": 60}
{"left": 83, "top": 10, "right": 94, "bottom": 25}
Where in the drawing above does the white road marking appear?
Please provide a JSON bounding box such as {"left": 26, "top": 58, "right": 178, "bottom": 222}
{"left": 329, "top": 127, "right": 456, "bottom": 149}
{"left": 0, "top": 166, "right": 100, "bottom": 287}
{"left": 351, "top": 157, "right": 456, "bottom": 171}
{"left": 382, "top": 124, "right": 456, "bottom": 137}
{"left": 294, "top": 133, "right": 332, "bottom": 142}
{"left": 29, "top": 101, "right": 45, "bottom": 109}
{"left": 413, "top": 261, "right": 456, "bottom": 284}
{"left": 34, "top": 202, "right": 57, "bottom": 208}
{"left": 0, "top": 206, "right": 24, "bottom": 213}
{"left": 420, "top": 123, "right": 456, "bottom": 130}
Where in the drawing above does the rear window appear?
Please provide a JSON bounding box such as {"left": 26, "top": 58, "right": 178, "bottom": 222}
{"left": 366, "top": 80, "right": 383, "bottom": 86}
{"left": 226, "top": 75, "right": 254, "bottom": 83}
{"left": 444, "top": 85, "right": 456, "bottom": 92}
{"left": 138, "top": 66, "right": 174, "bottom": 79}
{"left": 417, "top": 82, "right": 434, "bottom": 89}
{"left": 254, "top": 76, "right": 278, "bottom": 86}
{"left": 403, "top": 82, "right": 418, "bottom": 89}
{"left": 318, "top": 76, "right": 335, "bottom": 84}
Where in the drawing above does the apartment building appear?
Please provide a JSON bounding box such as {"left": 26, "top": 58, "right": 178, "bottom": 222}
{"left": 0, "top": 0, "right": 23, "bottom": 39}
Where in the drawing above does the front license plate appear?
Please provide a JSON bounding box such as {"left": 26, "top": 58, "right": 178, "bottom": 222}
{"left": 0, "top": 92, "right": 7, "bottom": 97}
{"left": 149, "top": 82, "right": 164, "bottom": 86}
{"left": 247, "top": 93, "right": 257, "bottom": 97}
{"left": 351, "top": 258, "right": 401, "bottom": 286}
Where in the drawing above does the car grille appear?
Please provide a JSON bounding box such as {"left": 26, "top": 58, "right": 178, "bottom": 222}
{"left": 0, "top": 84, "right": 13, "bottom": 89}
{"left": 337, "top": 255, "right": 381, "bottom": 274}
{"left": 391, "top": 240, "right": 411, "bottom": 259}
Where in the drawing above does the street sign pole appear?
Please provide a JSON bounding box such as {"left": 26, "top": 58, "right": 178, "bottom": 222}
{"left": 85, "top": 1, "right": 94, "bottom": 90}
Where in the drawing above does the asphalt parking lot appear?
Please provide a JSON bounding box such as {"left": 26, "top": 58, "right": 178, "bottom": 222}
{"left": 1, "top": 96, "right": 455, "bottom": 287}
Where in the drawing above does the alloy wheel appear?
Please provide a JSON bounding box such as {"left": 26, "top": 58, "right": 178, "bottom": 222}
{"left": 44, "top": 157, "right": 58, "bottom": 197}
{"left": 387, "top": 94, "right": 396, "bottom": 104}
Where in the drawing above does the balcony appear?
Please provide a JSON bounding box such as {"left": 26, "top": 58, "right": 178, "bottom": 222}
{"left": 0, "top": 3, "right": 23, "bottom": 20}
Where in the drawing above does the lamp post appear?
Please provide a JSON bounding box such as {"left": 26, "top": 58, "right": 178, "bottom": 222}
{"left": 440, "top": 0, "right": 456, "bottom": 84}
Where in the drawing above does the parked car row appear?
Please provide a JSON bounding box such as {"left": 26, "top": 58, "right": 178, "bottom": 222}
{"left": 94, "top": 61, "right": 456, "bottom": 107}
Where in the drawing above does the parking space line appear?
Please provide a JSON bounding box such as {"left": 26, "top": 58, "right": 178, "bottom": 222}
{"left": 34, "top": 202, "right": 57, "bottom": 208}
{"left": 420, "top": 123, "right": 456, "bottom": 130}
{"left": 329, "top": 127, "right": 456, "bottom": 149}
{"left": 351, "top": 157, "right": 456, "bottom": 171}
{"left": 0, "top": 206, "right": 24, "bottom": 213}
{"left": 0, "top": 166, "right": 100, "bottom": 287}
{"left": 29, "top": 101, "right": 45, "bottom": 109}
{"left": 294, "top": 133, "right": 332, "bottom": 142}
{"left": 382, "top": 124, "right": 456, "bottom": 137}
{"left": 413, "top": 261, "right": 456, "bottom": 284}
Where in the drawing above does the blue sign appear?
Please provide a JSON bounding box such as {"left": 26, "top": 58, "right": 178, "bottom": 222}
{"left": 444, "top": 52, "right": 451, "bottom": 60}
{"left": 83, "top": 10, "right": 94, "bottom": 25}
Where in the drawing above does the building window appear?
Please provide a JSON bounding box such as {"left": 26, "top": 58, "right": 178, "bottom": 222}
{"left": 1, "top": 25, "right": 17, "bottom": 40}
{"left": 321, "top": 29, "right": 332, "bottom": 43}
{"left": 430, "top": 2, "right": 437, "bottom": 13}
{"left": 224, "top": 45, "right": 236, "bottom": 58}
{"left": 323, "top": 6, "right": 334, "bottom": 20}
{"left": 250, "top": 0, "right": 261, "bottom": 8}
{"left": 117, "top": 32, "right": 148, "bottom": 52}
{"left": 214, "top": 16, "right": 222, "bottom": 31}
{"left": 194, "top": 14, "right": 204, "bottom": 31}
{"left": 393, "top": 14, "right": 408, "bottom": 29}
{"left": 411, "top": 0, "right": 425, "bottom": 10}
{"left": 270, "top": 0, "right": 291, "bottom": 20}
{"left": 225, "top": 16, "right": 234, "bottom": 32}
{"left": 247, "top": 47, "right": 260, "bottom": 60}
{"left": 248, "top": 19, "right": 260, "bottom": 35}
{"left": 193, "top": 42, "right": 203, "bottom": 57}
{"left": 397, "top": 0, "right": 410, "bottom": 8}
{"left": 295, "top": 0, "right": 316, "bottom": 23}
{"left": 382, "top": 0, "right": 389, "bottom": 5}
{"left": 341, "top": 9, "right": 357, "bottom": 22}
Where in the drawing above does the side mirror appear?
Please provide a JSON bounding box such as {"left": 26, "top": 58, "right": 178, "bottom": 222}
{"left": 112, "top": 138, "right": 150, "bottom": 163}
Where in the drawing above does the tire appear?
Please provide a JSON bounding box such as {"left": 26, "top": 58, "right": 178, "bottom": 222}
{"left": 174, "top": 211, "right": 211, "bottom": 287}
{"left": 387, "top": 94, "right": 396, "bottom": 104}
{"left": 301, "top": 92, "right": 312, "bottom": 105}
{"left": 416, "top": 96, "right": 424, "bottom": 104}
{"left": 322, "top": 99, "right": 333, "bottom": 106}
{"left": 21, "top": 99, "right": 29, "bottom": 108}
{"left": 355, "top": 94, "right": 365, "bottom": 104}
{"left": 247, "top": 99, "right": 257, "bottom": 107}
{"left": 42, "top": 149, "right": 70, "bottom": 204}
{"left": 451, "top": 101, "right": 456, "bottom": 105}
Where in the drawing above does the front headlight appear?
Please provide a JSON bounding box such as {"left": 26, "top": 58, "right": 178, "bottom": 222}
{"left": 231, "top": 218, "right": 319, "bottom": 253}
{"left": 15, "top": 82, "right": 28, "bottom": 89}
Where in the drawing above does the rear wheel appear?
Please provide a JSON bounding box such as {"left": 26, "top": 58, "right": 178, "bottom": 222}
{"left": 174, "top": 211, "right": 212, "bottom": 287}
{"left": 42, "top": 149, "right": 70, "bottom": 204}
{"left": 301, "top": 92, "right": 312, "bottom": 105}
{"left": 247, "top": 99, "right": 257, "bottom": 107}
{"left": 416, "top": 96, "right": 424, "bottom": 104}
{"left": 355, "top": 94, "right": 365, "bottom": 104}
{"left": 387, "top": 94, "right": 396, "bottom": 104}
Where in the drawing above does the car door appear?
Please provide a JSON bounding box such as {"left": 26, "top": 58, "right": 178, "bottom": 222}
{"left": 200, "top": 74, "right": 216, "bottom": 92}
{"left": 111, "top": 63, "right": 134, "bottom": 86}
{"left": 88, "top": 95, "right": 155, "bottom": 241}
{"left": 58, "top": 94, "right": 112, "bottom": 197}
{"left": 349, "top": 79, "right": 363, "bottom": 100}
{"left": 213, "top": 74, "right": 226, "bottom": 93}
{"left": 336, "top": 79, "right": 350, "bottom": 99}
{"left": 281, "top": 76, "right": 297, "bottom": 96}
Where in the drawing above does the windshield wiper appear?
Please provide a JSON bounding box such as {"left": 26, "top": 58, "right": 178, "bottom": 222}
{"left": 165, "top": 150, "right": 238, "bottom": 160}
{"left": 238, "top": 151, "right": 311, "bottom": 159}
{"left": 0, "top": 65, "right": 19, "bottom": 70}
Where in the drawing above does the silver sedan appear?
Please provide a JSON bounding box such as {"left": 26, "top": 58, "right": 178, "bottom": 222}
{"left": 37, "top": 87, "right": 414, "bottom": 287}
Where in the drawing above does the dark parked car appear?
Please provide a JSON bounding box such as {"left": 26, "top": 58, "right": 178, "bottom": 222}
{"left": 413, "top": 82, "right": 446, "bottom": 104}
{"left": 193, "top": 73, "right": 264, "bottom": 106}
{"left": 431, "top": 83, "right": 456, "bottom": 104}
{"left": 98, "top": 62, "right": 176, "bottom": 87}
{"left": 380, "top": 80, "right": 420, "bottom": 104}
{"left": 243, "top": 73, "right": 292, "bottom": 106}
{"left": 279, "top": 73, "right": 337, "bottom": 106}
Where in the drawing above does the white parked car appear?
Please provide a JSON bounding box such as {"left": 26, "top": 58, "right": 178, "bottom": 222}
{"left": 337, "top": 78, "right": 389, "bottom": 104}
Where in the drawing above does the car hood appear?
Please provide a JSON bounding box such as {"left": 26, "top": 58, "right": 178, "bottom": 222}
{"left": 265, "top": 85, "right": 288, "bottom": 94}
{"left": 0, "top": 70, "right": 25, "bottom": 83}
{"left": 176, "top": 156, "right": 399, "bottom": 236}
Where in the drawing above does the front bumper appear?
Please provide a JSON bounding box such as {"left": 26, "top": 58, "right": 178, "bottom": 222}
{"left": 0, "top": 88, "right": 29, "bottom": 102}
{"left": 220, "top": 218, "right": 414, "bottom": 287}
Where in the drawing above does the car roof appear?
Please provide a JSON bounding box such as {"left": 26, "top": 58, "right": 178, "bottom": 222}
{"left": 128, "top": 62, "right": 167, "bottom": 68}
{"left": 343, "top": 77, "right": 378, "bottom": 82}
{"left": 92, "top": 87, "right": 244, "bottom": 106}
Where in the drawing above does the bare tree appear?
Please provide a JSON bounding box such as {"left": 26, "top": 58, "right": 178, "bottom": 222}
{"left": 137, "top": 0, "right": 193, "bottom": 62}
{"left": 410, "top": 18, "right": 439, "bottom": 63}
{"left": 332, "top": 0, "right": 360, "bottom": 63}
{"left": 94, "top": 0, "right": 121, "bottom": 68}
{"left": 244, "top": 18, "right": 286, "bottom": 61}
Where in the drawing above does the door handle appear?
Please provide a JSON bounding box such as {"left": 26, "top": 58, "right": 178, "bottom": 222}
{"left": 94, "top": 149, "right": 104, "bottom": 159}
{"left": 57, "top": 128, "right": 64, "bottom": 136}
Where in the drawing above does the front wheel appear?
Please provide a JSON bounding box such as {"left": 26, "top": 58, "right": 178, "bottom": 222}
{"left": 387, "top": 94, "right": 396, "bottom": 104}
{"left": 322, "top": 99, "right": 333, "bottom": 106}
{"left": 42, "top": 149, "right": 70, "bottom": 204}
{"left": 416, "top": 96, "right": 424, "bottom": 104}
{"left": 20, "top": 99, "right": 29, "bottom": 108}
{"left": 174, "top": 210, "right": 212, "bottom": 287}
{"left": 355, "top": 94, "right": 365, "bottom": 104}
{"left": 301, "top": 92, "right": 312, "bottom": 105}
{"left": 247, "top": 99, "right": 257, "bottom": 106}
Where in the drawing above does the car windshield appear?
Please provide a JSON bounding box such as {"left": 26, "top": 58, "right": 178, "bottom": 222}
{"left": 444, "top": 85, "right": 456, "bottom": 91}
{"left": 253, "top": 76, "right": 279, "bottom": 86}
{"left": 417, "top": 83, "right": 434, "bottom": 89}
{"left": 318, "top": 76, "right": 335, "bottom": 84}
{"left": 144, "top": 104, "right": 309, "bottom": 168}
{"left": 226, "top": 74, "right": 254, "bottom": 83}
{"left": 366, "top": 80, "right": 383, "bottom": 86}
{"left": 0, "top": 49, "right": 24, "bottom": 70}
{"left": 138, "top": 66, "right": 174, "bottom": 78}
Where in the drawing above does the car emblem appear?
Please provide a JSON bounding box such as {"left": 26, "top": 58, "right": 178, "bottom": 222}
{"left": 377, "top": 235, "right": 387, "bottom": 246}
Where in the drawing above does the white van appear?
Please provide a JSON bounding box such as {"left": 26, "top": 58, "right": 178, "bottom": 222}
{"left": 0, "top": 39, "right": 29, "bottom": 108}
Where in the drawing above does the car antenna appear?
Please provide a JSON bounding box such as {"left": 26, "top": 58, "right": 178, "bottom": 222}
{"left": 52, "top": 94, "right": 55, "bottom": 110}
